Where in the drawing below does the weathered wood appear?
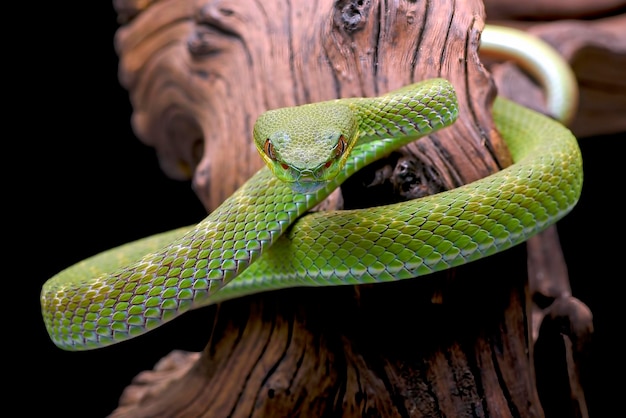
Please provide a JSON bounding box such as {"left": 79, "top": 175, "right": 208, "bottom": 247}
{"left": 483, "top": 0, "right": 625, "bottom": 20}
{"left": 106, "top": 0, "right": 621, "bottom": 416}
{"left": 112, "top": 261, "right": 538, "bottom": 417}
{"left": 115, "top": 0, "right": 507, "bottom": 211}
{"left": 480, "top": 13, "right": 623, "bottom": 415}
{"left": 485, "top": 14, "right": 626, "bottom": 138}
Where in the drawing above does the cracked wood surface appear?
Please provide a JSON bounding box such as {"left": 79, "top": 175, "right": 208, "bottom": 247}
{"left": 115, "top": 0, "right": 505, "bottom": 211}
{"left": 106, "top": 0, "right": 623, "bottom": 416}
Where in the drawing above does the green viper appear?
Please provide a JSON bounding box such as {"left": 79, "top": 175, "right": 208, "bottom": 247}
{"left": 41, "top": 25, "right": 582, "bottom": 350}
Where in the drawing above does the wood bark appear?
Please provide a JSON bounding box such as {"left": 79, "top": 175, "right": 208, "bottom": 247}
{"left": 106, "top": 0, "right": 624, "bottom": 416}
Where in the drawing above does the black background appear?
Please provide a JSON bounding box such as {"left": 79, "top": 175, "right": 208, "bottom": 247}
{"left": 22, "top": 3, "right": 621, "bottom": 417}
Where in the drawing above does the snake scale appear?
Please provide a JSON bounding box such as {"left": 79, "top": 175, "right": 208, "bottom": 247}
{"left": 41, "top": 26, "right": 583, "bottom": 351}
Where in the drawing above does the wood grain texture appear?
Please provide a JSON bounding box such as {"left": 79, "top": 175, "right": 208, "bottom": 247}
{"left": 107, "top": 0, "right": 621, "bottom": 416}
{"left": 115, "top": 0, "right": 507, "bottom": 211}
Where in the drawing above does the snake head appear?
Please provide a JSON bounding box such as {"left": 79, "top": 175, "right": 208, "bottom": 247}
{"left": 253, "top": 102, "right": 359, "bottom": 193}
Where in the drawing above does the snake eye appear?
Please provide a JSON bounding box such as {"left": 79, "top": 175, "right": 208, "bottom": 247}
{"left": 264, "top": 139, "right": 289, "bottom": 170}
{"left": 325, "top": 135, "right": 347, "bottom": 168}
{"left": 264, "top": 139, "right": 277, "bottom": 161}
{"left": 334, "top": 135, "right": 347, "bottom": 158}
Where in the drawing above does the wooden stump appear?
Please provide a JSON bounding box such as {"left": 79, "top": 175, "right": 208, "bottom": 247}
{"left": 107, "top": 0, "right": 625, "bottom": 416}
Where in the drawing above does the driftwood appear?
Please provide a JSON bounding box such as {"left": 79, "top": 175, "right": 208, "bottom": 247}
{"left": 106, "top": 0, "right": 625, "bottom": 416}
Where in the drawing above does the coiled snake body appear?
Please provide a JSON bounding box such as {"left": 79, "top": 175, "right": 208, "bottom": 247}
{"left": 41, "top": 26, "right": 582, "bottom": 351}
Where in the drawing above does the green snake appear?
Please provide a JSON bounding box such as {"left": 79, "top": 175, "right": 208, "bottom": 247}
{"left": 41, "top": 25, "right": 582, "bottom": 351}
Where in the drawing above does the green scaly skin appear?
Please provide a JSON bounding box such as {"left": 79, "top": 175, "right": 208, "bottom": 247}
{"left": 41, "top": 24, "right": 584, "bottom": 350}
{"left": 42, "top": 79, "right": 467, "bottom": 350}
{"left": 226, "top": 97, "right": 582, "bottom": 294}
{"left": 41, "top": 77, "right": 582, "bottom": 350}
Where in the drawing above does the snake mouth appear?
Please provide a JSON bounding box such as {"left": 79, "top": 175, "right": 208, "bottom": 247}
{"left": 289, "top": 180, "right": 327, "bottom": 194}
